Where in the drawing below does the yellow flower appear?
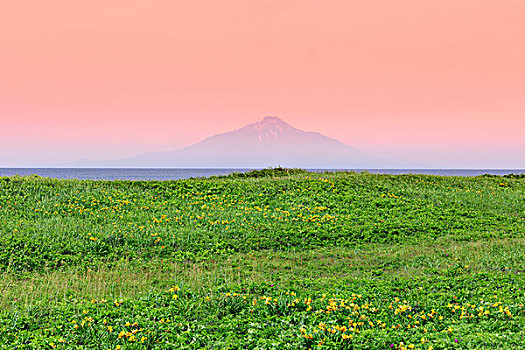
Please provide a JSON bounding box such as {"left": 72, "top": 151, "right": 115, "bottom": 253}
{"left": 169, "top": 285, "right": 181, "bottom": 293}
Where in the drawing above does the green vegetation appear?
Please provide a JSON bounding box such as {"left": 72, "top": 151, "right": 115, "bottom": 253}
{"left": 0, "top": 170, "right": 524, "bottom": 349}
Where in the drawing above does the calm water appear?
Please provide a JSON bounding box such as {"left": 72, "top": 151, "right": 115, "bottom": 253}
{"left": 0, "top": 168, "right": 524, "bottom": 181}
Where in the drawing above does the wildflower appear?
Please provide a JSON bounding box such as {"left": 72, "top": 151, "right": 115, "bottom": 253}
{"left": 169, "top": 285, "right": 181, "bottom": 293}
{"left": 342, "top": 333, "right": 353, "bottom": 340}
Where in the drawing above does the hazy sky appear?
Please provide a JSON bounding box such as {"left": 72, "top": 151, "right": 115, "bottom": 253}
{"left": 1, "top": 0, "right": 524, "bottom": 167}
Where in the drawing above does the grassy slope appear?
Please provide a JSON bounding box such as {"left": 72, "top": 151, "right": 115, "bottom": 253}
{"left": 0, "top": 171, "right": 524, "bottom": 349}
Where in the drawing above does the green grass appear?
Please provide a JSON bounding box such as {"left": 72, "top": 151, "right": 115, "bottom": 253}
{"left": 0, "top": 170, "right": 524, "bottom": 349}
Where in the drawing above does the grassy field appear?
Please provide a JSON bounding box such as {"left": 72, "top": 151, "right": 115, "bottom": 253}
{"left": 0, "top": 169, "right": 524, "bottom": 349}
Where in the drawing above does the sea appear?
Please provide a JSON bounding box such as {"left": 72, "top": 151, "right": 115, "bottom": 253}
{"left": 0, "top": 168, "right": 524, "bottom": 181}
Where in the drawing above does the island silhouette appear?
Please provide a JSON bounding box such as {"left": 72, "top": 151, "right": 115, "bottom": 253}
{"left": 69, "top": 117, "right": 407, "bottom": 168}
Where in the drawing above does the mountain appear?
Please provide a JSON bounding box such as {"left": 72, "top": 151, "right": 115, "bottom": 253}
{"left": 69, "top": 117, "right": 392, "bottom": 168}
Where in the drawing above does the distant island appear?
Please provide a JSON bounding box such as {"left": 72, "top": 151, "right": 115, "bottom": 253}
{"left": 68, "top": 117, "right": 411, "bottom": 168}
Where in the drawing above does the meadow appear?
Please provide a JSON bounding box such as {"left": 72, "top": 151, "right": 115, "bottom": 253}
{"left": 0, "top": 169, "right": 524, "bottom": 349}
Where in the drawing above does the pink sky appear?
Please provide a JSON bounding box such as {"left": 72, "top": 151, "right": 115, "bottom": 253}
{"left": 1, "top": 0, "right": 524, "bottom": 167}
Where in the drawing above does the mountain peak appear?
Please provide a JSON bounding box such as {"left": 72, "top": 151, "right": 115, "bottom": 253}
{"left": 238, "top": 116, "right": 300, "bottom": 139}
{"left": 256, "top": 116, "right": 294, "bottom": 130}
{"left": 261, "top": 116, "right": 286, "bottom": 124}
